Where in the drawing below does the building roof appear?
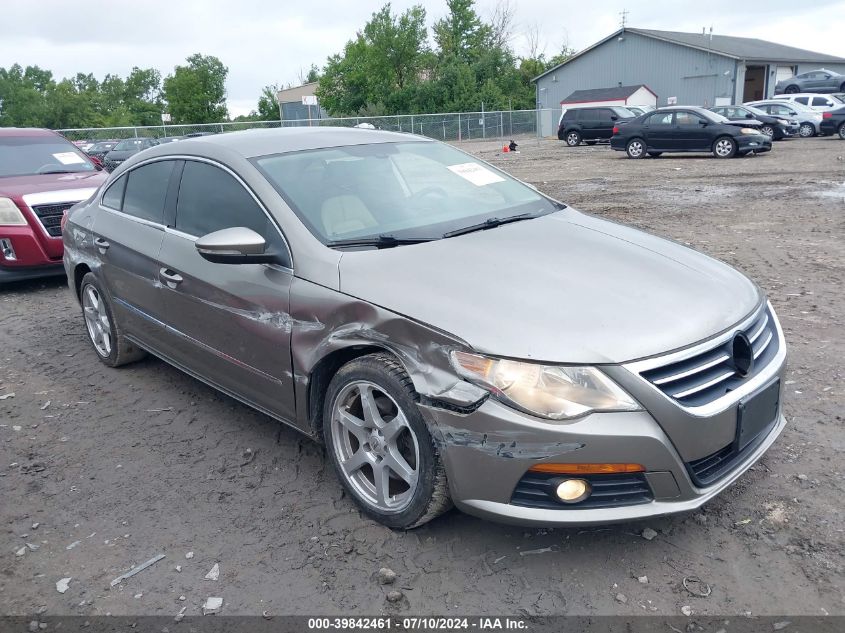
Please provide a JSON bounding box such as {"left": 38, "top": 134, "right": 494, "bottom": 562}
{"left": 534, "top": 27, "right": 845, "bottom": 82}
{"left": 561, "top": 85, "right": 653, "bottom": 104}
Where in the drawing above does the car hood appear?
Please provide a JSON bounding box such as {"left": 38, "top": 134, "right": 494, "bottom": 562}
{"left": 0, "top": 171, "right": 107, "bottom": 199}
{"left": 336, "top": 210, "right": 761, "bottom": 364}
{"left": 104, "top": 149, "right": 138, "bottom": 160}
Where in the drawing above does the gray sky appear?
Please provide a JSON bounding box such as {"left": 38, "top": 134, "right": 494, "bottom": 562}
{"left": 2, "top": 0, "right": 844, "bottom": 117}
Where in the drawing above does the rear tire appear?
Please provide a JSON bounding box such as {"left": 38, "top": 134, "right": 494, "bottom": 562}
{"left": 798, "top": 123, "right": 815, "bottom": 137}
{"left": 323, "top": 353, "right": 452, "bottom": 529}
{"left": 79, "top": 273, "right": 146, "bottom": 367}
{"left": 565, "top": 130, "right": 582, "bottom": 146}
{"left": 712, "top": 136, "right": 737, "bottom": 158}
{"left": 839, "top": 122, "right": 845, "bottom": 140}
{"left": 784, "top": 85, "right": 799, "bottom": 94}
{"left": 626, "top": 138, "right": 646, "bottom": 159}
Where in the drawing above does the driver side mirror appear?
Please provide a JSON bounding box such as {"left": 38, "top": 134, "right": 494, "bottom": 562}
{"left": 195, "top": 227, "right": 278, "bottom": 265}
{"left": 745, "top": 113, "right": 754, "bottom": 118}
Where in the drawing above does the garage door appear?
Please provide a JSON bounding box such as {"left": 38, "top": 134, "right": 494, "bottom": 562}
{"left": 776, "top": 66, "right": 795, "bottom": 83}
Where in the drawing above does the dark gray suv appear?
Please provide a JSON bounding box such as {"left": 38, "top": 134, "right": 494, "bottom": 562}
{"left": 557, "top": 106, "right": 637, "bottom": 146}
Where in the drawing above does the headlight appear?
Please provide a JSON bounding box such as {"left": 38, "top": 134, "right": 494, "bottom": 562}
{"left": 0, "top": 198, "right": 27, "bottom": 226}
{"left": 740, "top": 127, "right": 761, "bottom": 135}
{"left": 776, "top": 119, "right": 789, "bottom": 125}
{"left": 450, "top": 351, "right": 641, "bottom": 420}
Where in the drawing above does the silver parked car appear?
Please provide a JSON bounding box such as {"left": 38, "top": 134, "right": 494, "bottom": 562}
{"left": 774, "top": 69, "right": 845, "bottom": 95}
{"left": 744, "top": 100, "right": 823, "bottom": 137}
{"left": 63, "top": 128, "right": 787, "bottom": 528}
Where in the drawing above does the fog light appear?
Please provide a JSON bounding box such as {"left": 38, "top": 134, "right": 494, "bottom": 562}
{"left": 555, "top": 478, "right": 591, "bottom": 503}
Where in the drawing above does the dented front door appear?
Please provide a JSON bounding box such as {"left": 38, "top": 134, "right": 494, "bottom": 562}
{"left": 157, "top": 231, "right": 296, "bottom": 423}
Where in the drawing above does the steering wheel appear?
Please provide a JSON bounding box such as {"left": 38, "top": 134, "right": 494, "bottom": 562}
{"left": 412, "top": 186, "right": 448, "bottom": 201}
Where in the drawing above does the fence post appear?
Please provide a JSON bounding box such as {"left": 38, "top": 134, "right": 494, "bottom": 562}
{"left": 500, "top": 111, "right": 504, "bottom": 140}
{"left": 457, "top": 113, "right": 461, "bottom": 142}
{"left": 134, "top": 127, "right": 139, "bottom": 138}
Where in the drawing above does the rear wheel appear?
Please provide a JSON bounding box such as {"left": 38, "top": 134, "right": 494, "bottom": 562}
{"left": 839, "top": 122, "right": 845, "bottom": 140}
{"left": 323, "top": 353, "right": 452, "bottom": 529}
{"left": 626, "top": 138, "right": 646, "bottom": 159}
{"left": 784, "top": 85, "right": 800, "bottom": 94}
{"left": 565, "top": 130, "right": 582, "bottom": 146}
{"left": 713, "top": 136, "right": 737, "bottom": 158}
{"left": 79, "top": 273, "right": 146, "bottom": 367}
{"left": 798, "top": 122, "right": 815, "bottom": 137}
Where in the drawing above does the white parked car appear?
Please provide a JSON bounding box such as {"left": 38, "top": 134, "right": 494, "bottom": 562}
{"left": 771, "top": 93, "right": 844, "bottom": 112}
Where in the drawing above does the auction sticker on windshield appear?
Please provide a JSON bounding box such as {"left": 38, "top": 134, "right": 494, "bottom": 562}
{"left": 53, "top": 152, "right": 86, "bottom": 165}
{"left": 447, "top": 162, "right": 505, "bottom": 186}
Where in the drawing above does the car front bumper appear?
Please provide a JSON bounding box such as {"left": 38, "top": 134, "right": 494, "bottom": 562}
{"left": 421, "top": 305, "right": 787, "bottom": 527}
{"left": 738, "top": 135, "right": 772, "bottom": 152}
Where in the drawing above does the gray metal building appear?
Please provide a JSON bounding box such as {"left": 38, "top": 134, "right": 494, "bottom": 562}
{"left": 534, "top": 27, "right": 845, "bottom": 136}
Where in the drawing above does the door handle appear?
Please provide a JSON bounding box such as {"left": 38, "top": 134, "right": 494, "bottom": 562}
{"left": 93, "top": 237, "right": 110, "bottom": 250}
{"left": 159, "top": 268, "right": 183, "bottom": 286}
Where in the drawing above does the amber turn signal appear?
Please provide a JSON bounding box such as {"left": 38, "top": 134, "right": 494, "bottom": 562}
{"left": 528, "top": 463, "right": 645, "bottom": 475}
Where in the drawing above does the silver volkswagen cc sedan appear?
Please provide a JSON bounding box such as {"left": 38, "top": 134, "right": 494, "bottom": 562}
{"left": 63, "top": 128, "right": 787, "bottom": 529}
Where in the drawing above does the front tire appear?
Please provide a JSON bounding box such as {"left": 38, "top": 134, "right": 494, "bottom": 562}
{"left": 79, "top": 273, "right": 146, "bottom": 367}
{"left": 798, "top": 122, "right": 815, "bottom": 137}
{"left": 713, "top": 136, "right": 737, "bottom": 158}
{"left": 760, "top": 125, "right": 775, "bottom": 138}
{"left": 323, "top": 353, "right": 452, "bottom": 529}
{"left": 626, "top": 138, "right": 646, "bottom": 158}
{"left": 839, "top": 122, "right": 845, "bottom": 140}
{"left": 565, "top": 130, "right": 582, "bottom": 146}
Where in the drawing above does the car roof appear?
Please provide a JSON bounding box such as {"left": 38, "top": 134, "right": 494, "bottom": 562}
{"left": 653, "top": 105, "right": 711, "bottom": 112}
{"left": 144, "top": 127, "right": 430, "bottom": 159}
{"left": 0, "top": 127, "right": 62, "bottom": 138}
{"left": 773, "top": 93, "right": 838, "bottom": 98}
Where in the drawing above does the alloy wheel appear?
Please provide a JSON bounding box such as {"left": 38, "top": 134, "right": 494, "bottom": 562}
{"left": 839, "top": 123, "right": 845, "bottom": 140}
{"left": 627, "top": 140, "right": 644, "bottom": 158}
{"left": 799, "top": 123, "right": 814, "bottom": 137}
{"left": 330, "top": 380, "right": 420, "bottom": 512}
{"left": 714, "top": 138, "right": 735, "bottom": 157}
{"left": 761, "top": 126, "right": 774, "bottom": 137}
{"left": 566, "top": 132, "right": 580, "bottom": 146}
{"left": 82, "top": 285, "right": 112, "bottom": 358}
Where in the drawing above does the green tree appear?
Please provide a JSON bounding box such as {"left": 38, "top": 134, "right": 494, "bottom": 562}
{"left": 163, "top": 54, "right": 228, "bottom": 124}
{"left": 257, "top": 85, "right": 279, "bottom": 120}
{"left": 432, "top": 0, "right": 490, "bottom": 64}
{"left": 317, "top": 3, "right": 428, "bottom": 116}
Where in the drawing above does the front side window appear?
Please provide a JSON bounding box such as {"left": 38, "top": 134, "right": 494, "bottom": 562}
{"left": 795, "top": 97, "right": 809, "bottom": 105}
{"left": 122, "top": 160, "right": 174, "bottom": 224}
{"left": 175, "top": 161, "right": 278, "bottom": 244}
{"left": 812, "top": 97, "right": 831, "bottom": 107}
{"left": 0, "top": 135, "right": 96, "bottom": 178}
{"left": 675, "top": 111, "right": 706, "bottom": 126}
{"left": 254, "top": 142, "right": 557, "bottom": 243}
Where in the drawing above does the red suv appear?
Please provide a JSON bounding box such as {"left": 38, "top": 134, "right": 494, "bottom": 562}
{"left": 0, "top": 128, "right": 107, "bottom": 282}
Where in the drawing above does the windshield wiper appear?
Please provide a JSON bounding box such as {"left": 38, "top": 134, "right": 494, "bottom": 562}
{"left": 325, "top": 234, "right": 435, "bottom": 249}
{"left": 442, "top": 211, "right": 542, "bottom": 239}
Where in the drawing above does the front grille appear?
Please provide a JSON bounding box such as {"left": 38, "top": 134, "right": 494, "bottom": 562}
{"left": 640, "top": 306, "right": 778, "bottom": 407}
{"left": 511, "top": 472, "right": 653, "bottom": 510}
{"left": 31, "top": 202, "right": 76, "bottom": 237}
{"left": 686, "top": 415, "right": 777, "bottom": 486}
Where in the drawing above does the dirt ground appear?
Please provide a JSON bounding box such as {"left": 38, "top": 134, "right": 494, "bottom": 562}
{"left": 1, "top": 136, "right": 844, "bottom": 619}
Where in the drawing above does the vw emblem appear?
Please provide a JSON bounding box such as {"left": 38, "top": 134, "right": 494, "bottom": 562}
{"left": 731, "top": 332, "right": 754, "bottom": 377}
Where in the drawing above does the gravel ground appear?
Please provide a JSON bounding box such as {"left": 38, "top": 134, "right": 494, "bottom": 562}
{"left": 1, "top": 136, "right": 843, "bottom": 618}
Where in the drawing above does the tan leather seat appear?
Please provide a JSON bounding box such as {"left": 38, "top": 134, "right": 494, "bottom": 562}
{"left": 320, "top": 194, "right": 377, "bottom": 237}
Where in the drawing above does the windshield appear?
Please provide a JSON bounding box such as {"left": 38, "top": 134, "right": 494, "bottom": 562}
{"left": 0, "top": 136, "right": 96, "bottom": 178}
{"left": 254, "top": 141, "right": 558, "bottom": 243}
{"left": 113, "top": 139, "right": 150, "bottom": 151}
{"left": 744, "top": 105, "right": 769, "bottom": 117}
{"left": 701, "top": 109, "right": 730, "bottom": 123}
{"left": 611, "top": 106, "right": 637, "bottom": 118}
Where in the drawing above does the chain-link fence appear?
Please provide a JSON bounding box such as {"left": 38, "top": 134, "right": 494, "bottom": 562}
{"left": 58, "top": 109, "right": 549, "bottom": 172}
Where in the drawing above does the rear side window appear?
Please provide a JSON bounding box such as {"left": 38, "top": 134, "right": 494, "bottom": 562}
{"left": 122, "top": 161, "right": 174, "bottom": 224}
{"left": 595, "top": 109, "right": 614, "bottom": 121}
{"left": 175, "top": 160, "right": 276, "bottom": 242}
{"left": 102, "top": 175, "right": 126, "bottom": 210}
{"left": 647, "top": 112, "right": 673, "bottom": 125}
{"left": 562, "top": 109, "right": 577, "bottom": 121}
